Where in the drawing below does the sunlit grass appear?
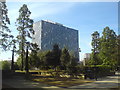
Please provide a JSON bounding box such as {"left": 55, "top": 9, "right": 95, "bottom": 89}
{"left": 32, "top": 77, "right": 94, "bottom": 88}
{"left": 15, "top": 69, "right": 56, "bottom": 72}
{"left": 15, "top": 70, "right": 94, "bottom": 88}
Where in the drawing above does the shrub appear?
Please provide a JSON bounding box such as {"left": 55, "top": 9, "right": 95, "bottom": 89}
{"left": 83, "top": 65, "right": 111, "bottom": 78}
{"left": 1, "top": 61, "right": 11, "bottom": 70}
{"left": 96, "top": 65, "right": 111, "bottom": 77}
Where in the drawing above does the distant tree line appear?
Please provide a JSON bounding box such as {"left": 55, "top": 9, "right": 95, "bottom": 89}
{"left": 16, "top": 44, "right": 78, "bottom": 71}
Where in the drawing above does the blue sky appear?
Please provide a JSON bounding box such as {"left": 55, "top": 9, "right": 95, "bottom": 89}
{"left": 0, "top": 2, "right": 118, "bottom": 61}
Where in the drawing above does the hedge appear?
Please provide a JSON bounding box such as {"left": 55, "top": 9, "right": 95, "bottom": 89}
{"left": 83, "top": 65, "right": 112, "bottom": 78}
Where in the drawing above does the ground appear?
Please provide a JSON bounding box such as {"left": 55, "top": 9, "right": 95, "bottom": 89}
{"left": 2, "top": 70, "right": 120, "bottom": 90}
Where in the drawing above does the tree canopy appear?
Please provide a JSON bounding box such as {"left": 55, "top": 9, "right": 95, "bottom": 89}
{"left": 16, "top": 4, "right": 34, "bottom": 70}
{"left": 0, "top": 2, "right": 13, "bottom": 50}
{"left": 89, "top": 26, "right": 118, "bottom": 70}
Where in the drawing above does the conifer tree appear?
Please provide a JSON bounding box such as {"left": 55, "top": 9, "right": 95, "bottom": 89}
{"left": 52, "top": 44, "right": 61, "bottom": 68}
{"left": 91, "top": 31, "right": 101, "bottom": 65}
{"left": 16, "top": 4, "right": 34, "bottom": 70}
{"left": 60, "top": 47, "right": 70, "bottom": 69}
{"left": 0, "top": 2, "right": 13, "bottom": 50}
{"left": 116, "top": 35, "right": 120, "bottom": 67}
{"left": 99, "top": 27, "right": 117, "bottom": 69}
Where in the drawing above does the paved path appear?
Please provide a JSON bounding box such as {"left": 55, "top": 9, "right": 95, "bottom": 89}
{"left": 69, "top": 72, "right": 120, "bottom": 89}
{"left": 2, "top": 75, "right": 59, "bottom": 89}
{"left": 2, "top": 72, "right": 120, "bottom": 90}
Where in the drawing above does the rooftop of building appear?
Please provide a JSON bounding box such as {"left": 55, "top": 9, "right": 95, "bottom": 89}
{"left": 34, "top": 20, "right": 79, "bottom": 31}
{"left": 42, "top": 20, "right": 63, "bottom": 26}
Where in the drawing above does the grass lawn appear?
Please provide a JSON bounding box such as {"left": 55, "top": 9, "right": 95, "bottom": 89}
{"left": 15, "top": 70, "right": 50, "bottom": 72}
{"left": 15, "top": 70, "right": 94, "bottom": 88}
{"left": 32, "top": 75, "right": 94, "bottom": 88}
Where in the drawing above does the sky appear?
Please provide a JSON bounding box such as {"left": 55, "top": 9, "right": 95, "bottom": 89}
{"left": 0, "top": 1, "right": 118, "bottom": 61}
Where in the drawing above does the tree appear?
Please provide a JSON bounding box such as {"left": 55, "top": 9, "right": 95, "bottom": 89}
{"left": 66, "top": 55, "right": 78, "bottom": 76}
{"left": 52, "top": 44, "right": 61, "bottom": 68}
{"left": 60, "top": 47, "right": 70, "bottom": 70}
{"left": 116, "top": 35, "right": 120, "bottom": 67}
{"left": 0, "top": 2, "right": 13, "bottom": 50}
{"left": 1, "top": 60, "right": 10, "bottom": 70}
{"left": 16, "top": 4, "right": 34, "bottom": 70}
{"left": 29, "top": 52, "right": 40, "bottom": 69}
{"left": 99, "top": 27, "right": 117, "bottom": 69}
{"left": 16, "top": 55, "right": 22, "bottom": 69}
{"left": 37, "top": 51, "right": 47, "bottom": 69}
{"left": 29, "top": 43, "right": 40, "bottom": 69}
{"left": 91, "top": 31, "right": 101, "bottom": 65}
{"left": 11, "top": 44, "right": 16, "bottom": 71}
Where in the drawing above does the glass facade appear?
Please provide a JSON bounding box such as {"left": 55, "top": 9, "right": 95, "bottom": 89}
{"left": 33, "top": 20, "right": 79, "bottom": 58}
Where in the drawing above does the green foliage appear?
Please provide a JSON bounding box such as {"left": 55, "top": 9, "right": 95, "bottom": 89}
{"left": 116, "top": 35, "right": 120, "bottom": 67}
{"left": 91, "top": 31, "right": 101, "bottom": 65}
{"left": 52, "top": 44, "right": 61, "bottom": 68}
{"left": 95, "top": 65, "right": 111, "bottom": 77}
{"left": 89, "top": 53, "right": 102, "bottom": 65}
{"left": 60, "top": 47, "right": 70, "bottom": 69}
{"left": 37, "top": 51, "right": 46, "bottom": 68}
{"left": 0, "top": 61, "right": 1, "bottom": 70}
{"left": 83, "top": 65, "right": 111, "bottom": 78}
{"left": 1, "top": 61, "right": 10, "bottom": 70}
{"left": 16, "top": 55, "right": 22, "bottom": 69}
{"left": 69, "top": 55, "right": 78, "bottom": 66}
{"left": 66, "top": 61, "right": 78, "bottom": 76}
{"left": 29, "top": 51, "right": 40, "bottom": 68}
{"left": 24, "top": 44, "right": 79, "bottom": 71}
{"left": 14, "top": 62, "right": 19, "bottom": 70}
{"left": 44, "top": 51, "right": 54, "bottom": 67}
{"left": 61, "top": 49, "right": 79, "bottom": 76}
{"left": 0, "top": 2, "right": 13, "bottom": 50}
{"left": 99, "top": 27, "right": 117, "bottom": 69}
{"left": 16, "top": 4, "right": 34, "bottom": 70}
{"left": 29, "top": 43, "right": 40, "bottom": 68}
{"left": 89, "top": 27, "right": 118, "bottom": 70}
{"left": 29, "top": 50, "right": 53, "bottom": 70}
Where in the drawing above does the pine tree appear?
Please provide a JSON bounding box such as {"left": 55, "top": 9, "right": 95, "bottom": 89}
{"left": 99, "top": 27, "right": 117, "bottom": 69}
{"left": 16, "top": 4, "right": 34, "bottom": 70}
{"left": 0, "top": 2, "right": 13, "bottom": 50}
{"left": 52, "top": 44, "right": 61, "bottom": 68}
{"left": 116, "top": 35, "right": 120, "bottom": 67}
{"left": 60, "top": 47, "right": 70, "bottom": 70}
{"left": 29, "top": 43, "right": 40, "bottom": 68}
{"left": 91, "top": 31, "right": 101, "bottom": 65}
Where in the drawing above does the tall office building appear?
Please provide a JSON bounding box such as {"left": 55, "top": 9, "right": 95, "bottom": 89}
{"left": 33, "top": 20, "right": 79, "bottom": 58}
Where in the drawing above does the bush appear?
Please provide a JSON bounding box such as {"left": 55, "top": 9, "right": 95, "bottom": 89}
{"left": 66, "top": 64, "right": 78, "bottom": 77}
{"left": 1, "top": 61, "right": 11, "bottom": 70}
{"left": 96, "top": 65, "right": 111, "bottom": 77}
{"left": 83, "top": 65, "right": 111, "bottom": 79}
{"left": 14, "top": 62, "right": 20, "bottom": 70}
